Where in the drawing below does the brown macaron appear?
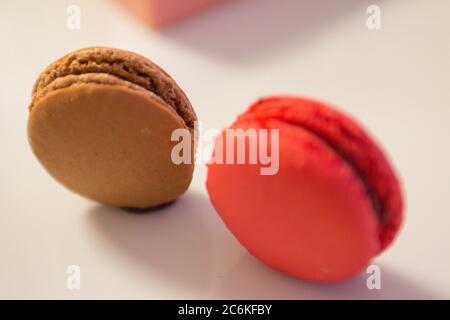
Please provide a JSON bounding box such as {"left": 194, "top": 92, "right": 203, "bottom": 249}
{"left": 28, "top": 47, "right": 197, "bottom": 208}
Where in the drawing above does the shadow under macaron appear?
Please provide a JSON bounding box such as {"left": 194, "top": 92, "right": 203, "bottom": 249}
{"left": 217, "top": 253, "right": 438, "bottom": 299}
{"left": 120, "top": 200, "right": 176, "bottom": 214}
{"left": 87, "top": 190, "right": 215, "bottom": 294}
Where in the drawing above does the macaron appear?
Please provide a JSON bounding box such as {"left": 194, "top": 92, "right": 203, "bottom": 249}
{"left": 28, "top": 47, "right": 197, "bottom": 208}
{"left": 206, "top": 96, "right": 404, "bottom": 282}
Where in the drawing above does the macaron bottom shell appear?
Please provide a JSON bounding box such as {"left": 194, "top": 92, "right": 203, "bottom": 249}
{"left": 28, "top": 80, "right": 194, "bottom": 208}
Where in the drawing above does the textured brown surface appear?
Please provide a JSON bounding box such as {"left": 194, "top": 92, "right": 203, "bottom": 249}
{"left": 31, "top": 47, "right": 197, "bottom": 128}
{"left": 28, "top": 47, "right": 196, "bottom": 208}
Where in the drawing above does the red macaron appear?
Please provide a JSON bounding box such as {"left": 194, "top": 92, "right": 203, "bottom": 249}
{"left": 206, "top": 96, "right": 404, "bottom": 282}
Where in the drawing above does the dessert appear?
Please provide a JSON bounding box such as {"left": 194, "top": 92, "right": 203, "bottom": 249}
{"left": 28, "top": 47, "right": 196, "bottom": 208}
{"left": 206, "top": 96, "right": 404, "bottom": 282}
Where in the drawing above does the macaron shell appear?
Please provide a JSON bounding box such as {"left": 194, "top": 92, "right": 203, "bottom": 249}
{"left": 28, "top": 80, "right": 194, "bottom": 208}
{"left": 207, "top": 118, "right": 380, "bottom": 282}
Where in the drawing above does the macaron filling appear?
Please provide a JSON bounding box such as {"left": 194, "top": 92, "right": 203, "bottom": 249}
{"left": 31, "top": 48, "right": 195, "bottom": 128}
{"left": 304, "top": 126, "right": 384, "bottom": 221}
{"left": 30, "top": 72, "right": 162, "bottom": 110}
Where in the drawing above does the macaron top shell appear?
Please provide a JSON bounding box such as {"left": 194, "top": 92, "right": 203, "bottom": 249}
{"left": 31, "top": 47, "right": 196, "bottom": 128}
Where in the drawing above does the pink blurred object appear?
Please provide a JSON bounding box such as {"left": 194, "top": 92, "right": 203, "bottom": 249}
{"left": 117, "top": 0, "right": 226, "bottom": 27}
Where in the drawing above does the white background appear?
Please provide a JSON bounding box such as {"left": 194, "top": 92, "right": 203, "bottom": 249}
{"left": 1, "top": 0, "right": 449, "bottom": 299}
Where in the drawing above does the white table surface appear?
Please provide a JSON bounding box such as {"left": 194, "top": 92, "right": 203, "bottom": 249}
{"left": 1, "top": 0, "right": 450, "bottom": 299}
